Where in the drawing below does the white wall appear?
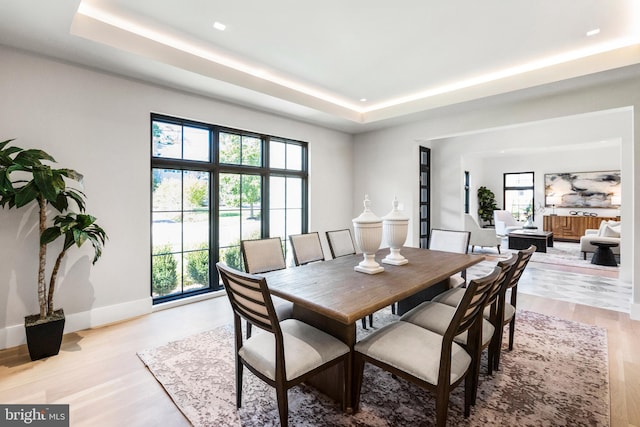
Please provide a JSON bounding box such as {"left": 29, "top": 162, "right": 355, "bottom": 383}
{"left": 0, "top": 46, "right": 354, "bottom": 349}
{"left": 354, "top": 73, "right": 638, "bottom": 317}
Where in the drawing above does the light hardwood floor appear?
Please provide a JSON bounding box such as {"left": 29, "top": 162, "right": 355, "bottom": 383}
{"left": 0, "top": 263, "right": 638, "bottom": 427}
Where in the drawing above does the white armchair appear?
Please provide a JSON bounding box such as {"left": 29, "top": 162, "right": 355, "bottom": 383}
{"left": 464, "top": 214, "right": 502, "bottom": 254}
{"left": 493, "top": 210, "right": 524, "bottom": 236}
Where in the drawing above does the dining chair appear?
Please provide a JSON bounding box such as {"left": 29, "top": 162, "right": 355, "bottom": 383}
{"left": 326, "top": 228, "right": 375, "bottom": 328}
{"left": 216, "top": 262, "right": 350, "bottom": 427}
{"left": 400, "top": 256, "right": 515, "bottom": 404}
{"left": 353, "top": 267, "right": 500, "bottom": 427}
{"left": 432, "top": 245, "right": 536, "bottom": 371}
{"left": 240, "top": 237, "right": 293, "bottom": 337}
{"left": 428, "top": 228, "right": 471, "bottom": 288}
{"left": 289, "top": 232, "right": 325, "bottom": 266}
{"left": 325, "top": 229, "right": 357, "bottom": 258}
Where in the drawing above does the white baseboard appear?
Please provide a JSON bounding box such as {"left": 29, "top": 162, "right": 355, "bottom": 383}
{"left": 0, "top": 297, "right": 153, "bottom": 351}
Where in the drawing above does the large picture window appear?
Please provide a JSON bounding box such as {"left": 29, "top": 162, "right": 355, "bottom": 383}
{"left": 503, "top": 172, "right": 534, "bottom": 221}
{"left": 151, "top": 114, "right": 308, "bottom": 303}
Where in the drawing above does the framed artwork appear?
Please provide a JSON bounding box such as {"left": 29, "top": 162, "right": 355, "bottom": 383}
{"left": 544, "top": 170, "right": 621, "bottom": 208}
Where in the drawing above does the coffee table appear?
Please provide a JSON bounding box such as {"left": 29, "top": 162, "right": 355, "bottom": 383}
{"left": 590, "top": 241, "right": 619, "bottom": 266}
{"left": 508, "top": 229, "right": 554, "bottom": 253}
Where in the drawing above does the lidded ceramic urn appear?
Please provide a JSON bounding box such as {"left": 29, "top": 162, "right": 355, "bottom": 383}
{"left": 352, "top": 195, "right": 384, "bottom": 274}
{"left": 382, "top": 197, "right": 409, "bottom": 265}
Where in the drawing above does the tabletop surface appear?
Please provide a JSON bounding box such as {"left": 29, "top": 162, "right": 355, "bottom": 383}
{"left": 263, "top": 247, "right": 484, "bottom": 325}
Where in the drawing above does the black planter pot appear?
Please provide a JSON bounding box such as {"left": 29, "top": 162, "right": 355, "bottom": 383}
{"left": 25, "top": 309, "right": 65, "bottom": 361}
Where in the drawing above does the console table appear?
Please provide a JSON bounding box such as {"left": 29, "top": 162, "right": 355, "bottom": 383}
{"left": 543, "top": 215, "right": 620, "bottom": 242}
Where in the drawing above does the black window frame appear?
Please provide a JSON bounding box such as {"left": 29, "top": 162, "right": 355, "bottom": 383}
{"left": 150, "top": 113, "right": 308, "bottom": 304}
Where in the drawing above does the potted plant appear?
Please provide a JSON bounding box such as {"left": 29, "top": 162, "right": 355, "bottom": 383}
{"left": 0, "top": 138, "right": 107, "bottom": 360}
{"left": 477, "top": 186, "right": 498, "bottom": 225}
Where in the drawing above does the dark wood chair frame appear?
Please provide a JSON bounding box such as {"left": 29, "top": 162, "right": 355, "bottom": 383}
{"left": 325, "top": 229, "right": 357, "bottom": 259}
{"left": 217, "top": 262, "right": 350, "bottom": 427}
{"left": 492, "top": 244, "right": 536, "bottom": 371}
{"left": 353, "top": 267, "right": 501, "bottom": 427}
{"left": 240, "top": 236, "right": 288, "bottom": 338}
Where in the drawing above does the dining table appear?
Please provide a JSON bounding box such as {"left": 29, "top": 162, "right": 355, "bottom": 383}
{"left": 262, "top": 246, "right": 485, "bottom": 412}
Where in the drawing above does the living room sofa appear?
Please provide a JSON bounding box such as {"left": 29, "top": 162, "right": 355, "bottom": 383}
{"left": 579, "top": 219, "right": 621, "bottom": 260}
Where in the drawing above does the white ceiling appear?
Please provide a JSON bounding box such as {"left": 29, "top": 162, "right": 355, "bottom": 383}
{"left": 1, "top": 0, "right": 640, "bottom": 133}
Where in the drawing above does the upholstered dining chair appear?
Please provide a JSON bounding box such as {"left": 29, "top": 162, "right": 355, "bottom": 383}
{"left": 401, "top": 256, "right": 516, "bottom": 404}
{"left": 326, "top": 229, "right": 375, "bottom": 328}
{"left": 353, "top": 267, "right": 501, "bottom": 427}
{"left": 240, "top": 237, "right": 293, "bottom": 337}
{"left": 433, "top": 245, "right": 536, "bottom": 371}
{"left": 428, "top": 228, "right": 471, "bottom": 288}
{"left": 289, "top": 232, "right": 325, "bottom": 266}
{"left": 216, "top": 263, "right": 350, "bottom": 427}
{"left": 325, "top": 228, "right": 357, "bottom": 258}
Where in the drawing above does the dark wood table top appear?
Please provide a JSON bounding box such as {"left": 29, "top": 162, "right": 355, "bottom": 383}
{"left": 263, "top": 247, "right": 484, "bottom": 325}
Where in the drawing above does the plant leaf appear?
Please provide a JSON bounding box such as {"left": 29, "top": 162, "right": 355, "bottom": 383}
{"left": 41, "top": 227, "right": 62, "bottom": 245}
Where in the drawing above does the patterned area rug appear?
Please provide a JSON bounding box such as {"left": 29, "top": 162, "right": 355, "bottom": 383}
{"left": 138, "top": 309, "right": 610, "bottom": 426}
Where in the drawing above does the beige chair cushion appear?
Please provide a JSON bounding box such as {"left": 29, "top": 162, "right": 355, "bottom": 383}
{"left": 239, "top": 319, "right": 349, "bottom": 381}
{"left": 354, "top": 321, "right": 471, "bottom": 385}
{"left": 400, "top": 302, "right": 494, "bottom": 347}
{"left": 432, "top": 287, "right": 466, "bottom": 306}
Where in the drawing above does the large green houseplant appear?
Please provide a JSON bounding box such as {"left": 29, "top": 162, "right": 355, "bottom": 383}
{"left": 477, "top": 186, "right": 498, "bottom": 225}
{"left": 0, "top": 138, "right": 107, "bottom": 360}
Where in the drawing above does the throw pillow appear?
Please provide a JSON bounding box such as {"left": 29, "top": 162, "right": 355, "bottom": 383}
{"left": 602, "top": 224, "right": 621, "bottom": 238}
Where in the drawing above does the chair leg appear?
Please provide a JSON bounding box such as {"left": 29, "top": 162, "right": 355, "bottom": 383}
{"left": 464, "top": 372, "right": 474, "bottom": 417}
{"left": 246, "top": 321, "right": 252, "bottom": 339}
{"left": 493, "top": 325, "right": 506, "bottom": 371}
{"left": 275, "top": 384, "right": 289, "bottom": 427}
{"left": 497, "top": 244, "right": 501, "bottom": 254}
{"left": 236, "top": 358, "right": 243, "bottom": 408}
{"left": 368, "top": 314, "right": 373, "bottom": 327}
{"left": 391, "top": 303, "right": 396, "bottom": 315}
{"left": 361, "top": 318, "right": 367, "bottom": 329}
{"left": 508, "top": 316, "right": 516, "bottom": 351}
{"left": 343, "top": 355, "right": 352, "bottom": 412}
{"left": 435, "top": 386, "right": 451, "bottom": 427}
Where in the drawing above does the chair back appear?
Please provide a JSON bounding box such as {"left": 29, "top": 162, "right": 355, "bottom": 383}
{"left": 326, "top": 229, "right": 356, "bottom": 258}
{"left": 428, "top": 229, "right": 470, "bottom": 254}
{"left": 494, "top": 210, "right": 519, "bottom": 227}
{"left": 241, "top": 237, "right": 286, "bottom": 274}
{"left": 485, "top": 253, "right": 518, "bottom": 315}
{"left": 449, "top": 266, "right": 501, "bottom": 339}
{"left": 216, "top": 262, "right": 280, "bottom": 336}
{"left": 289, "top": 232, "right": 325, "bottom": 266}
{"left": 463, "top": 214, "right": 482, "bottom": 232}
{"left": 503, "top": 244, "right": 536, "bottom": 304}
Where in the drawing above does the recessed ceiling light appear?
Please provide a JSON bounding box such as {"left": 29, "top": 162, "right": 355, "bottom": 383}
{"left": 213, "top": 21, "right": 226, "bottom": 31}
{"left": 587, "top": 28, "right": 600, "bottom": 37}
{"left": 360, "top": 98, "right": 367, "bottom": 102}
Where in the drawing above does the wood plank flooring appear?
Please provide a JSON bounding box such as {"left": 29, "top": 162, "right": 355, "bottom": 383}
{"left": 0, "top": 263, "right": 638, "bottom": 426}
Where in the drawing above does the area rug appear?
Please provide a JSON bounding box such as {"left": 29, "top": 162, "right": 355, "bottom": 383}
{"left": 138, "top": 309, "right": 610, "bottom": 426}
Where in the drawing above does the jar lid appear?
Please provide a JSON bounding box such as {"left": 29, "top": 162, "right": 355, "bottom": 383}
{"left": 383, "top": 197, "right": 409, "bottom": 221}
{"left": 352, "top": 195, "right": 382, "bottom": 224}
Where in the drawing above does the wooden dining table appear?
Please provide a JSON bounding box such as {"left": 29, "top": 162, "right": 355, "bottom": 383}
{"left": 262, "top": 246, "right": 485, "bottom": 412}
